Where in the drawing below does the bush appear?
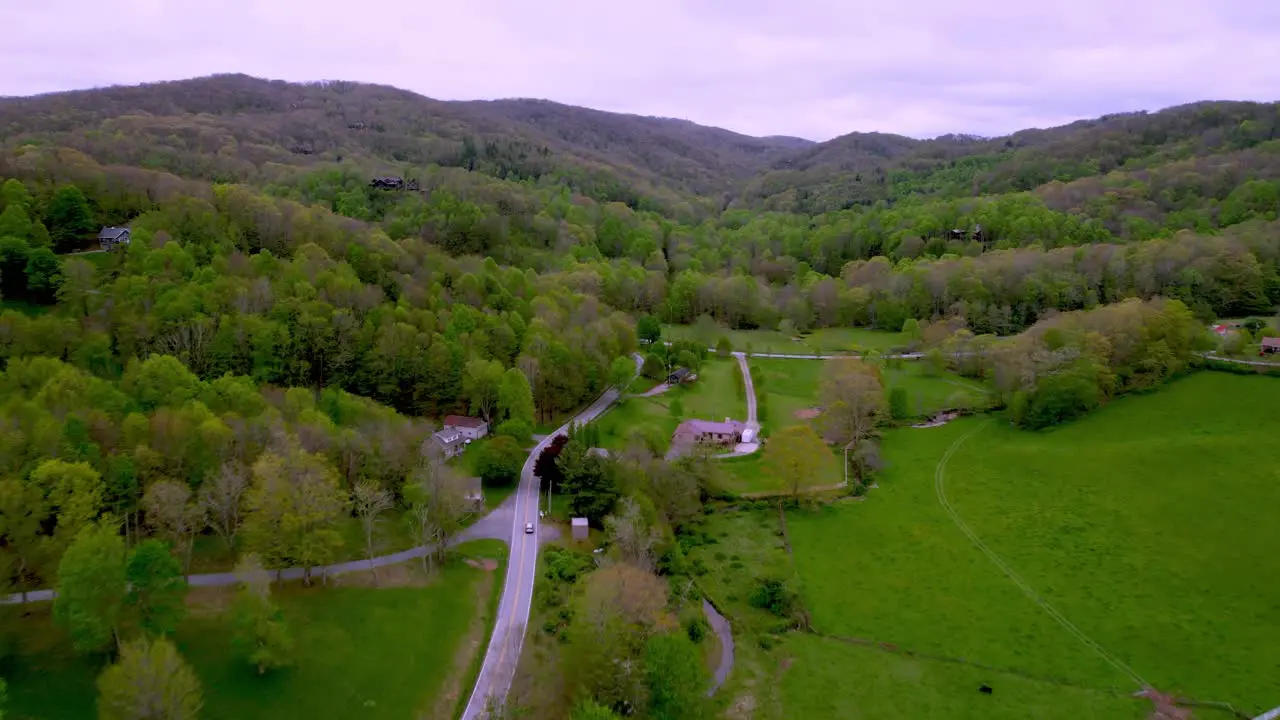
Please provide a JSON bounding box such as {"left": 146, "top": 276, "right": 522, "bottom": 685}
{"left": 685, "top": 615, "right": 710, "bottom": 643}
{"left": 716, "top": 337, "right": 732, "bottom": 357}
{"left": 749, "top": 577, "right": 800, "bottom": 619}
{"left": 494, "top": 419, "right": 532, "bottom": 444}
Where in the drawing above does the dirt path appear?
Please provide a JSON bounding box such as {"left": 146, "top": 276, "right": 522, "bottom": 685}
{"left": 703, "top": 599, "right": 735, "bottom": 696}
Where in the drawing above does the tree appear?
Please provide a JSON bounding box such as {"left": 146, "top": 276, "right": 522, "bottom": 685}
{"left": 818, "top": 359, "right": 886, "bottom": 446}
{"left": 641, "top": 352, "right": 666, "bottom": 380}
{"left": 32, "top": 459, "right": 104, "bottom": 546}
{"left": 404, "top": 451, "right": 469, "bottom": 571}
{"left": 23, "top": 247, "right": 61, "bottom": 301}
{"left": 351, "top": 480, "right": 394, "bottom": 583}
{"left": 463, "top": 359, "right": 504, "bottom": 422}
{"left": 763, "top": 425, "right": 831, "bottom": 498}
{"left": 143, "top": 481, "right": 205, "bottom": 574}
{"left": 493, "top": 419, "right": 532, "bottom": 444}
{"left": 54, "top": 522, "right": 127, "bottom": 654}
{"left": 230, "top": 554, "right": 293, "bottom": 674}
{"left": 477, "top": 435, "right": 524, "bottom": 486}
{"left": 668, "top": 397, "right": 684, "bottom": 420}
{"left": 497, "top": 367, "right": 535, "bottom": 426}
{"left": 198, "top": 460, "right": 247, "bottom": 551}
{"left": 122, "top": 355, "right": 203, "bottom": 411}
{"left": 645, "top": 632, "right": 709, "bottom": 720}
{"left": 636, "top": 314, "right": 662, "bottom": 345}
{"left": 97, "top": 636, "right": 202, "bottom": 720}
{"left": 888, "top": 386, "right": 910, "bottom": 420}
{"left": 46, "top": 186, "right": 95, "bottom": 252}
{"left": 901, "top": 318, "right": 922, "bottom": 346}
{"left": 609, "top": 356, "right": 635, "bottom": 391}
{"left": 558, "top": 440, "right": 620, "bottom": 523}
{"left": 242, "top": 445, "right": 348, "bottom": 585}
{"left": 565, "top": 564, "right": 671, "bottom": 713}
{"left": 0, "top": 476, "right": 47, "bottom": 601}
{"left": 125, "top": 539, "right": 187, "bottom": 637}
{"left": 604, "top": 496, "right": 658, "bottom": 571}
{"left": 534, "top": 434, "right": 569, "bottom": 486}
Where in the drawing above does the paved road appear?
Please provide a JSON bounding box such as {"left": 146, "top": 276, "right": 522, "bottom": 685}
{"left": 461, "top": 354, "right": 642, "bottom": 719}
{"left": 1, "top": 503, "right": 514, "bottom": 604}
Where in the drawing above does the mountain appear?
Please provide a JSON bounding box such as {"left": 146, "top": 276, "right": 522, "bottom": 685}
{"left": 1, "top": 74, "right": 1277, "bottom": 220}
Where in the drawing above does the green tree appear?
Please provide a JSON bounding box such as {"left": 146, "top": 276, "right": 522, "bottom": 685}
{"left": 477, "top": 435, "right": 524, "bottom": 486}
{"left": 715, "top": 336, "right": 732, "bottom": 357}
{"left": 32, "top": 458, "right": 104, "bottom": 544}
{"left": 97, "top": 636, "right": 202, "bottom": 720}
{"left": 231, "top": 554, "right": 294, "bottom": 674}
{"left": 23, "top": 247, "right": 61, "bottom": 301}
{"left": 888, "top": 386, "right": 910, "bottom": 420}
{"left": 54, "top": 522, "right": 127, "bottom": 654}
{"left": 242, "top": 445, "right": 348, "bottom": 585}
{"left": 636, "top": 314, "right": 662, "bottom": 345}
{"left": 901, "top": 317, "right": 922, "bottom": 345}
{"left": 46, "top": 185, "right": 95, "bottom": 252}
{"left": 122, "top": 355, "right": 204, "bottom": 411}
{"left": 0, "top": 476, "right": 46, "bottom": 601}
{"left": 557, "top": 440, "right": 620, "bottom": 523}
{"left": 609, "top": 356, "right": 635, "bottom": 391}
{"left": 641, "top": 352, "right": 666, "bottom": 380}
{"left": 0, "top": 205, "right": 32, "bottom": 241}
{"left": 645, "top": 632, "right": 709, "bottom": 720}
{"left": 0, "top": 178, "right": 33, "bottom": 211}
{"left": 497, "top": 368, "right": 535, "bottom": 426}
{"left": 126, "top": 540, "right": 187, "bottom": 637}
{"left": 463, "top": 358, "right": 504, "bottom": 422}
{"left": 763, "top": 424, "right": 831, "bottom": 498}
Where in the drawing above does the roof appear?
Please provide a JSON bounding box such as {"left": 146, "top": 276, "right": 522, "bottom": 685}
{"left": 444, "top": 415, "right": 487, "bottom": 429}
{"left": 432, "top": 428, "right": 464, "bottom": 446}
{"left": 98, "top": 226, "right": 129, "bottom": 240}
{"left": 1262, "top": 337, "right": 1280, "bottom": 348}
{"left": 571, "top": 518, "right": 589, "bottom": 527}
{"left": 669, "top": 367, "right": 690, "bottom": 377}
{"left": 677, "top": 419, "right": 744, "bottom": 436}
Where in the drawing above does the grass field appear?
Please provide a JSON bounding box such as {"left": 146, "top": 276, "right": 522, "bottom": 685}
{"left": 787, "top": 373, "right": 1280, "bottom": 715}
{"left": 663, "top": 325, "right": 909, "bottom": 355}
{"left": 4, "top": 540, "right": 506, "bottom": 720}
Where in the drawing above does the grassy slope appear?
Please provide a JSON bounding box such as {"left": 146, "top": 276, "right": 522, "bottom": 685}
{"left": 595, "top": 358, "right": 745, "bottom": 452}
{"left": 4, "top": 540, "right": 506, "bottom": 720}
{"left": 788, "top": 373, "right": 1280, "bottom": 714}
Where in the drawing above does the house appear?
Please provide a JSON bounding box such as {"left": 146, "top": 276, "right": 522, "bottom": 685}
{"left": 369, "top": 176, "right": 404, "bottom": 190}
{"left": 571, "top": 517, "right": 589, "bottom": 542}
{"left": 98, "top": 226, "right": 131, "bottom": 251}
{"left": 1212, "top": 325, "right": 1230, "bottom": 336}
{"left": 444, "top": 415, "right": 489, "bottom": 440}
{"left": 673, "top": 418, "right": 745, "bottom": 447}
{"left": 1262, "top": 337, "right": 1280, "bottom": 354}
{"left": 432, "top": 428, "right": 467, "bottom": 458}
{"left": 667, "top": 367, "right": 691, "bottom": 385}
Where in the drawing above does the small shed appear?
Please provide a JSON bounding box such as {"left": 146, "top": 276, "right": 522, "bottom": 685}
{"left": 667, "top": 367, "right": 691, "bottom": 385}
{"left": 571, "top": 517, "right": 589, "bottom": 542}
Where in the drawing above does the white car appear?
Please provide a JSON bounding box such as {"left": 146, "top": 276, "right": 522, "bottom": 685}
{"left": 524, "top": 522, "right": 535, "bottom": 534}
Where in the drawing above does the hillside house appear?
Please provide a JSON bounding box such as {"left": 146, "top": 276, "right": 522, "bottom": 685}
{"left": 672, "top": 418, "right": 745, "bottom": 447}
{"left": 667, "top": 367, "right": 691, "bottom": 385}
{"left": 432, "top": 428, "right": 467, "bottom": 458}
{"left": 444, "top": 415, "right": 489, "bottom": 440}
{"left": 1212, "top": 324, "right": 1230, "bottom": 336}
{"left": 370, "top": 176, "right": 404, "bottom": 190}
{"left": 98, "top": 226, "right": 131, "bottom": 251}
{"left": 1262, "top": 338, "right": 1280, "bottom": 354}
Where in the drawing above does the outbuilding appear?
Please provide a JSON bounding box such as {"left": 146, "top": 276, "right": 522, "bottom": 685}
{"left": 571, "top": 517, "right": 589, "bottom": 542}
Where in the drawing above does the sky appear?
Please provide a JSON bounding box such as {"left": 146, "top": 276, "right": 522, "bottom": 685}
{"left": 5, "top": 0, "right": 1280, "bottom": 141}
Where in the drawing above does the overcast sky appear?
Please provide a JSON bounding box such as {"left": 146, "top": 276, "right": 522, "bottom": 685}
{"left": 6, "top": 0, "right": 1280, "bottom": 141}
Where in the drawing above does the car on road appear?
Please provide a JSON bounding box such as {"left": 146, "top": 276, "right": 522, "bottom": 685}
{"left": 524, "top": 522, "right": 534, "bottom": 534}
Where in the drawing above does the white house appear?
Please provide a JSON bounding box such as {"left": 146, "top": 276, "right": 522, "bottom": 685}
{"left": 432, "top": 428, "right": 467, "bottom": 458}
{"left": 444, "top": 415, "right": 489, "bottom": 440}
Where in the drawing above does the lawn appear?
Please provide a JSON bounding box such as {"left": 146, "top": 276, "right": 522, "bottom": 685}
{"left": 663, "top": 325, "right": 909, "bottom": 355}
{"left": 595, "top": 358, "right": 745, "bottom": 453}
{"left": 3, "top": 540, "right": 506, "bottom": 720}
{"left": 787, "top": 372, "right": 1280, "bottom": 715}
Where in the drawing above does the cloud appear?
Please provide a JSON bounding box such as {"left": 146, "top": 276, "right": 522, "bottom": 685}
{"left": 3, "top": 0, "right": 1278, "bottom": 140}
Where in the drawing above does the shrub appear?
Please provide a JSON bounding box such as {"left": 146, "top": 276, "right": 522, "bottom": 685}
{"left": 685, "top": 615, "right": 710, "bottom": 644}
{"left": 494, "top": 419, "right": 532, "bottom": 444}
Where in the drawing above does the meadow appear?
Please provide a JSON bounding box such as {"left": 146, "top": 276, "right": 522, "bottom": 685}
{"left": 3, "top": 540, "right": 506, "bottom": 720}
{"left": 786, "top": 372, "right": 1280, "bottom": 716}
{"left": 663, "top": 325, "right": 910, "bottom": 355}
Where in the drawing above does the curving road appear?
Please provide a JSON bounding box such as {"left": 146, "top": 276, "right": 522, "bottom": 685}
{"left": 460, "top": 354, "right": 642, "bottom": 719}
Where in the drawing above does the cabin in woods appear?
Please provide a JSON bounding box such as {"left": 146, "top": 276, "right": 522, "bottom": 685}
{"left": 369, "top": 176, "right": 420, "bottom": 191}
{"left": 949, "top": 224, "right": 986, "bottom": 243}
{"left": 98, "top": 227, "right": 131, "bottom": 251}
